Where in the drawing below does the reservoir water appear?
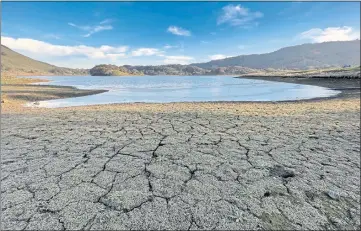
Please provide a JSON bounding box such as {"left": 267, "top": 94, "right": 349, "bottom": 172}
{"left": 26, "top": 75, "right": 340, "bottom": 108}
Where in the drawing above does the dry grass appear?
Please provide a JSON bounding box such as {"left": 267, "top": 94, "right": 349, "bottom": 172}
{"left": 244, "top": 66, "right": 361, "bottom": 77}
{"left": 1, "top": 73, "right": 48, "bottom": 85}
{"left": 1, "top": 74, "right": 81, "bottom": 113}
{"left": 1, "top": 74, "right": 45, "bottom": 113}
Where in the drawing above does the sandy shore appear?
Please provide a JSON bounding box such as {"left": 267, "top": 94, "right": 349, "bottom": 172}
{"left": 1, "top": 75, "right": 360, "bottom": 230}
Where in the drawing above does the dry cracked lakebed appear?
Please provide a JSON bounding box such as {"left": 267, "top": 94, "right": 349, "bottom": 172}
{"left": 1, "top": 109, "right": 360, "bottom": 230}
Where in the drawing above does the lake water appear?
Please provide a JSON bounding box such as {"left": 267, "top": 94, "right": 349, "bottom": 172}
{"left": 26, "top": 75, "right": 340, "bottom": 108}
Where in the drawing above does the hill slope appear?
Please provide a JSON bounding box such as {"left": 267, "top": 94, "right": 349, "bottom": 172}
{"left": 192, "top": 40, "right": 360, "bottom": 70}
{"left": 1, "top": 45, "right": 89, "bottom": 75}
{"left": 2, "top": 40, "right": 360, "bottom": 77}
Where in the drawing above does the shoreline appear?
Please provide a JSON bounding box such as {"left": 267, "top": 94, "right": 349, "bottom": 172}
{"left": 237, "top": 76, "right": 360, "bottom": 101}
{"left": 1, "top": 74, "right": 360, "bottom": 114}
{"left": 2, "top": 83, "right": 108, "bottom": 102}
{"left": 26, "top": 74, "right": 361, "bottom": 103}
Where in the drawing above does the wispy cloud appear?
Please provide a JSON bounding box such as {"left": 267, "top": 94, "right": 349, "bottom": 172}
{"left": 209, "top": 54, "right": 229, "bottom": 60}
{"left": 68, "top": 23, "right": 89, "bottom": 31}
{"left": 163, "top": 44, "right": 178, "bottom": 49}
{"left": 167, "top": 26, "right": 191, "bottom": 36}
{"left": 1, "top": 36, "right": 128, "bottom": 59}
{"left": 163, "top": 55, "right": 194, "bottom": 65}
{"left": 201, "top": 41, "right": 210, "bottom": 44}
{"left": 68, "top": 20, "right": 113, "bottom": 37}
{"left": 44, "top": 34, "right": 61, "bottom": 40}
{"left": 299, "top": 26, "right": 360, "bottom": 43}
{"left": 131, "top": 48, "right": 164, "bottom": 57}
{"left": 84, "top": 25, "right": 112, "bottom": 37}
{"left": 99, "top": 19, "right": 114, "bottom": 25}
{"left": 217, "top": 4, "right": 263, "bottom": 27}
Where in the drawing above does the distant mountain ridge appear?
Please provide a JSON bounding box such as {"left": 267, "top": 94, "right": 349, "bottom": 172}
{"left": 90, "top": 64, "right": 261, "bottom": 76}
{"left": 90, "top": 40, "right": 360, "bottom": 76}
{"left": 192, "top": 40, "right": 360, "bottom": 70}
{"left": 1, "top": 45, "right": 89, "bottom": 75}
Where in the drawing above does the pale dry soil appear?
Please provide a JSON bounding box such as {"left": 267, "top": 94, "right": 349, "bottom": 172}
{"left": 1, "top": 106, "right": 360, "bottom": 230}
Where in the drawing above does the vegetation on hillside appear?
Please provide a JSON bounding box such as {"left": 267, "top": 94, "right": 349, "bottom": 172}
{"left": 192, "top": 40, "right": 360, "bottom": 70}
{"left": 89, "top": 64, "right": 360, "bottom": 77}
{"left": 89, "top": 64, "right": 142, "bottom": 76}
{"left": 89, "top": 64, "right": 264, "bottom": 76}
{"left": 89, "top": 40, "right": 360, "bottom": 76}
{"left": 1, "top": 45, "right": 89, "bottom": 76}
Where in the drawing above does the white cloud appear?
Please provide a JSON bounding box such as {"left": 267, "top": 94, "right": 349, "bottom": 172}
{"left": 164, "top": 44, "right": 178, "bottom": 49}
{"left": 238, "top": 45, "right": 247, "bottom": 49}
{"left": 44, "top": 34, "right": 61, "bottom": 40}
{"left": 217, "top": 4, "right": 263, "bottom": 27}
{"left": 201, "top": 41, "right": 210, "bottom": 44}
{"left": 68, "top": 21, "right": 113, "bottom": 37}
{"left": 84, "top": 26, "right": 112, "bottom": 37}
{"left": 99, "top": 19, "right": 114, "bottom": 25}
{"left": 299, "top": 26, "right": 360, "bottom": 43}
{"left": 163, "top": 56, "right": 194, "bottom": 65}
{"left": 167, "top": 26, "right": 191, "bottom": 36}
{"left": 105, "top": 53, "right": 126, "bottom": 62}
{"left": 209, "top": 54, "right": 228, "bottom": 60}
{"left": 2, "top": 36, "right": 202, "bottom": 68}
{"left": 131, "top": 48, "right": 163, "bottom": 57}
{"left": 1, "top": 36, "right": 200, "bottom": 68}
{"left": 44, "top": 34, "right": 61, "bottom": 39}
{"left": 68, "top": 23, "right": 90, "bottom": 31}
{"left": 1, "top": 36, "right": 128, "bottom": 60}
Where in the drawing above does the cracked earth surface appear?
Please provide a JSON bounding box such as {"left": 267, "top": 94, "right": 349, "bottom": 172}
{"left": 1, "top": 109, "right": 360, "bottom": 230}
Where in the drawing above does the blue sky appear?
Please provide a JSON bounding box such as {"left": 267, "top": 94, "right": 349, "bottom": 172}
{"left": 1, "top": 2, "right": 360, "bottom": 68}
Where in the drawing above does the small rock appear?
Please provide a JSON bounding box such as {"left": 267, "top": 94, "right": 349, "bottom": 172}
{"left": 1, "top": 100, "right": 4, "bottom": 103}
{"left": 329, "top": 216, "right": 342, "bottom": 225}
{"left": 263, "top": 192, "right": 271, "bottom": 197}
{"left": 308, "top": 134, "right": 319, "bottom": 139}
{"left": 348, "top": 208, "right": 357, "bottom": 219}
{"left": 269, "top": 165, "right": 295, "bottom": 179}
{"left": 305, "top": 191, "right": 317, "bottom": 201}
{"left": 34, "top": 102, "right": 40, "bottom": 106}
{"left": 325, "top": 190, "right": 340, "bottom": 200}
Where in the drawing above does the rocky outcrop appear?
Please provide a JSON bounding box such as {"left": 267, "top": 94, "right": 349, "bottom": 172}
{"left": 89, "top": 64, "right": 141, "bottom": 76}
